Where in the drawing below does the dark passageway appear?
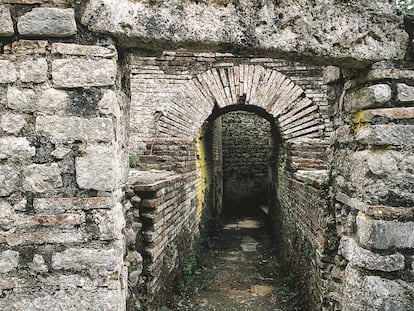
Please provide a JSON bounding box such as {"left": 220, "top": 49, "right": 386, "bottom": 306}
{"left": 170, "top": 212, "right": 301, "bottom": 311}
{"left": 169, "top": 109, "right": 300, "bottom": 310}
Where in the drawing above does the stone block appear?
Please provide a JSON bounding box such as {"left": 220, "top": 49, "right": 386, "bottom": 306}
{"left": 0, "top": 287, "right": 124, "bottom": 311}
{"left": 0, "top": 5, "right": 14, "bottom": 37}
{"left": 344, "top": 84, "right": 391, "bottom": 112}
{"left": 82, "top": 0, "right": 408, "bottom": 65}
{"left": 0, "top": 200, "right": 15, "bottom": 231}
{"left": 339, "top": 236, "right": 405, "bottom": 272}
{"left": 98, "top": 90, "right": 119, "bottom": 116}
{"left": 0, "top": 165, "right": 19, "bottom": 197}
{"left": 356, "top": 125, "right": 414, "bottom": 146}
{"left": 7, "top": 87, "right": 36, "bottom": 112}
{"left": 355, "top": 107, "right": 414, "bottom": 123}
{"left": 75, "top": 145, "right": 115, "bottom": 192}
{"left": 367, "top": 69, "right": 414, "bottom": 81}
{"left": 22, "top": 163, "right": 62, "bottom": 193}
{"left": 323, "top": 66, "right": 341, "bottom": 84}
{"left": 89, "top": 202, "right": 124, "bottom": 240}
{"left": 396, "top": 83, "right": 414, "bottom": 102}
{"left": 52, "top": 59, "right": 117, "bottom": 87}
{"left": 357, "top": 213, "right": 414, "bottom": 250}
{"left": 0, "top": 60, "right": 17, "bottom": 84}
{"left": 35, "top": 116, "right": 114, "bottom": 143}
{"left": 342, "top": 266, "right": 414, "bottom": 311}
{"left": 36, "top": 88, "right": 68, "bottom": 113}
{"left": 8, "top": 40, "right": 48, "bottom": 55}
{"left": 17, "top": 8, "right": 77, "bottom": 37}
{"left": 0, "top": 137, "right": 35, "bottom": 161}
{"left": 51, "top": 43, "right": 117, "bottom": 58}
{"left": 31, "top": 254, "right": 48, "bottom": 273}
{"left": 33, "top": 197, "right": 113, "bottom": 214}
{"left": 1, "top": 113, "right": 25, "bottom": 134}
{"left": 0, "top": 250, "right": 19, "bottom": 273}
{"left": 6, "top": 230, "right": 87, "bottom": 246}
{"left": 51, "top": 248, "right": 120, "bottom": 272}
{"left": 18, "top": 58, "right": 48, "bottom": 83}
{"left": 351, "top": 150, "right": 414, "bottom": 205}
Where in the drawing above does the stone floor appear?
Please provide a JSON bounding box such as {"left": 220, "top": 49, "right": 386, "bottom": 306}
{"left": 169, "top": 215, "right": 302, "bottom": 311}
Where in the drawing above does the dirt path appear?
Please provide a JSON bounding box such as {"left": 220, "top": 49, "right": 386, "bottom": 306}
{"left": 170, "top": 215, "right": 302, "bottom": 311}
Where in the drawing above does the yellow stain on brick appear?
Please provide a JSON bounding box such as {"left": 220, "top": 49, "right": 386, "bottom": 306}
{"left": 196, "top": 129, "right": 210, "bottom": 222}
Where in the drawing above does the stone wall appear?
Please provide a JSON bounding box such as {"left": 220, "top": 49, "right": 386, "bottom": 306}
{"left": 330, "top": 62, "right": 414, "bottom": 310}
{"left": 222, "top": 110, "right": 270, "bottom": 212}
{"left": 0, "top": 23, "right": 128, "bottom": 311}
{"left": 0, "top": 1, "right": 413, "bottom": 310}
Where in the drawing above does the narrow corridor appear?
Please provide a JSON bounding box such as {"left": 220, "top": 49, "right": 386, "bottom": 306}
{"left": 170, "top": 212, "right": 302, "bottom": 311}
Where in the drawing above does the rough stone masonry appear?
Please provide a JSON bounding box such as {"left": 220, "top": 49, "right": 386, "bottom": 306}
{"left": 0, "top": 0, "right": 413, "bottom": 310}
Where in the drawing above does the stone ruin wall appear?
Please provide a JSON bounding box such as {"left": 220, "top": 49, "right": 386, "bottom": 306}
{"left": 0, "top": 0, "right": 413, "bottom": 310}
{"left": 221, "top": 111, "right": 270, "bottom": 211}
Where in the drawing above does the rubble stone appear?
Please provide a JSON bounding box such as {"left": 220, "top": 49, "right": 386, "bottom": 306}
{"left": 75, "top": 145, "right": 115, "bottom": 192}
{"left": 52, "top": 59, "right": 117, "bottom": 87}
{"left": 17, "top": 8, "right": 77, "bottom": 37}
{"left": 0, "top": 5, "right": 14, "bottom": 37}
{"left": 0, "top": 165, "right": 19, "bottom": 197}
{"left": 1, "top": 113, "right": 25, "bottom": 134}
{"left": 0, "top": 137, "right": 35, "bottom": 161}
{"left": 22, "top": 163, "right": 63, "bottom": 193}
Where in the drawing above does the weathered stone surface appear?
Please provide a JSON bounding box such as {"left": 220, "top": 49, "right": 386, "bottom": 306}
{"left": 356, "top": 125, "right": 414, "bottom": 146}
{"left": 98, "top": 90, "right": 118, "bottom": 115}
{"left": 89, "top": 203, "right": 124, "bottom": 240}
{"left": 34, "top": 197, "right": 113, "bottom": 214}
{"left": 31, "top": 254, "right": 48, "bottom": 273}
{"left": 0, "top": 200, "right": 15, "bottom": 231}
{"left": 323, "top": 66, "right": 341, "bottom": 84}
{"left": 51, "top": 43, "right": 117, "bottom": 58}
{"left": 35, "top": 116, "right": 114, "bottom": 143}
{"left": 344, "top": 84, "right": 391, "bottom": 112}
{"left": 7, "top": 40, "right": 48, "bottom": 55}
{"left": 75, "top": 145, "right": 115, "bottom": 191}
{"left": 1, "top": 113, "right": 25, "bottom": 134}
{"left": 17, "top": 8, "right": 77, "bottom": 37}
{"left": 0, "top": 6, "right": 14, "bottom": 37}
{"left": 396, "top": 83, "right": 414, "bottom": 102}
{"left": 51, "top": 248, "right": 120, "bottom": 272}
{"left": 0, "top": 137, "right": 35, "bottom": 161}
{"left": 357, "top": 212, "right": 414, "bottom": 250}
{"left": 36, "top": 88, "right": 68, "bottom": 113}
{"left": 0, "top": 287, "right": 124, "bottom": 311}
{"left": 339, "top": 236, "right": 405, "bottom": 272}
{"left": 7, "top": 87, "right": 36, "bottom": 112}
{"left": 52, "top": 59, "right": 117, "bottom": 87}
{"left": 0, "top": 165, "right": 19, "bottom": 197}
{"left": 82, "top": 0, "right": 407, "bottom": 65}
{"left": 0, "top": 60, "right": 17, "bottom": 84}
{"left": 22, "top": 163, "right": 63, "bottom": 193}
{"left": 18, "top": 58, "right": 48, "bottom": 83}
{"left": 6, "top": 230, "right": 87, "bottom": 246}
{"left": 349, "top": 150, "right": 414, "bottom": 205}
{"left": 0, "top": 250, "right": 19, "bottom": 273}
{"left": 367, "top": 68, "right": 414, "bottom": 81}
{"left": 51, "top": 146, "right": 71, "bottom": 159}
{"left": 342, "top": 266, "right": 414, "bottom": 311}
{"left": 355, "top": 107, "right": 414, "bottom": 123}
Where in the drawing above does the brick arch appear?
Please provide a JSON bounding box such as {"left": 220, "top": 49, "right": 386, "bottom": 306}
{"left": 189, "top": 65, "right": 324, "bottom": 141}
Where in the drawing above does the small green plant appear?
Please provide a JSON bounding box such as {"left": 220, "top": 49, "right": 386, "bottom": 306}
{"left": 319, "top": 178, "right": 330, "bottom": 190}
{"left": 129, "top": 154, "right": 150, "bottom": 170}
{"left": 170, "top": 242, "right": 178, "bottom": 253}
{"left": 318, "top": 129, "right": 325, "bottom": 139}
{"left": 159, "top": 307, "right": 169, "bottom": 311}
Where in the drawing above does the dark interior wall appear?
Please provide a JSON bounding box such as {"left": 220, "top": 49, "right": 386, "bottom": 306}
{"left": 221, "top": 111, "right": 271, "bottom": 213}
